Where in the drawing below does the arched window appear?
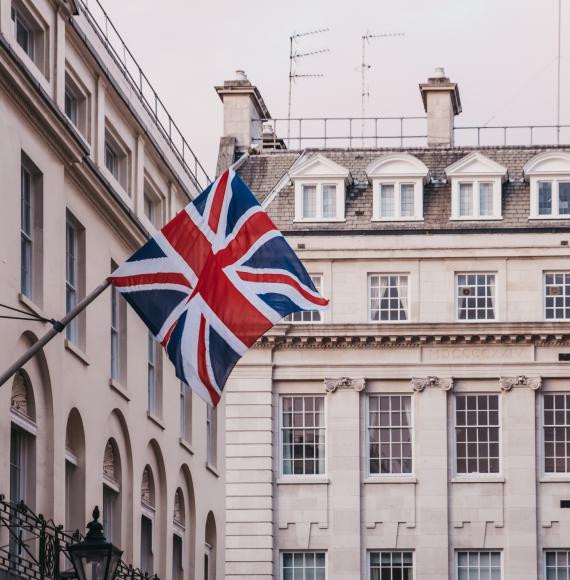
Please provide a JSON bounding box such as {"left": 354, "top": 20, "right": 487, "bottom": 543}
{"left": 64, "top": 409, "right": 85, "bottom": 533}
{"left": 172, "top": 488, "right": 185, "bottom": 580}
{"left": 204, "top": 512, "right": 217, "bottom": 580}
{"left": 102, "top": 439, "right": 122, "bottom": 544}
{"left": 140, "top": 466, "right": 155, "bottom": 574}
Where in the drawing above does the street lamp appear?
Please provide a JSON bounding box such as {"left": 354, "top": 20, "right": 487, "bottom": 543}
{"left": 68, "top": 506, "right": 123, "bottom": 580}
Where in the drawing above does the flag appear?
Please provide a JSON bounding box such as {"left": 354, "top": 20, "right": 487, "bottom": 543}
{"left": 108, "top": 168, "right": 328, "bottom": 406}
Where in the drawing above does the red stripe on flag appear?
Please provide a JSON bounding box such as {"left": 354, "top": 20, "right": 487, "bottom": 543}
{"left": 237, "top": 271, "right": 329, "bottom": 306}
{"left": 208, "top": 170, "right": 229, "bottom": 234}
{"left": 197, "top": 315, "right": 221, "bottom": 406}
{"left": 160, "top": 318, "right": 178, "bottom": 348}
{"left": 110, "top": 272, "right": 193, "bottom": 289}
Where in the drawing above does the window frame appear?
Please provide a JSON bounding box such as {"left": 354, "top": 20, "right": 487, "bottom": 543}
{"left": 530, "top": 177, "right": 570, "bottom": 219}
{"left": 541, "top": 391, "right": 570, "bottom": 477}
{"left": 368, "top": 273, "right": 410, "bottom": 323}
{"left": 284, "top": 274, "right": 323, "bottom": 324}
{"left": 65, "top": 218, "right": 78, "bottom": 344}
{"left": 450, "top": 177, "right": 503, "bottom": 221}
{"left": 147, "top": 332, "right": 159, "bottom": 415}
{"left": 455, "top": 550, "right": 502, "bottom": 580}
{"left": 280, "top": 551, "right": 327, "bottom": 580}
{"left": 180, "top": 382, "right": 193, "bottom": 445}
{"left": 279, "top": 395, "right": 327, "bottom": 479}
{"left": 544, "top": 271, "right": 570, "bottom": 321}
{"left": 453, "top": 393, "right": 502, "bottom": 478}
{"left": 206, "top": 404, "right": 217, "bottom": 468}
{"left": 366, "top": 394, "right": 414, "bottom": 478}
{"left": 64, "top": 71, "right": 89, "bottom": 139}
{"left": 20, "top": 163, "right": 33, "bottom": 300}
{"left": 294, "top": 179, "right": 345, "bottom": 222}
{"left": 372, "top": 179, "right": 423, "bottom": 221}
{"left": 544, "top": 550, "right": 570, "bottom": 579}
{"left": 368, "top": 550, "right": 414, "bottom": 580}
{"left": 11, "top": 1, "right": 48, "bottom": 77}
{"left": 104, "top": 126, "right": 131, "bottom": 194}
{"left": 455, "top": 272, "right": 497, "bottom": 322}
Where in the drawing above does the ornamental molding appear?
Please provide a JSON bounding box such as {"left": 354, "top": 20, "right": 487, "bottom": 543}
{"left": 499, "top": 375, "right": 542, "bottom": 392}
{"left": 324, "top": 377, "right": 366, "bottom": 393}
{"left": 411, "top": 376, "right": 454, "bottom": 392}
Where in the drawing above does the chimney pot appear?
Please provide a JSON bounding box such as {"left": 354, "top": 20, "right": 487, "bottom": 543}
{"left": 433, "top": 67, "right": 446, "bottom": 79}
{"left": 236, "top": 70, "right": 247, "bottom": 81}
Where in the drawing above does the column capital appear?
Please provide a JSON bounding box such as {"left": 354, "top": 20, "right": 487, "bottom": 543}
{"left": 324, "top": 377, "right": 365, "bottom": 394}
{"left": 499, "top": 375, "right": 542, "bottom": 392}
{"left": 411, "top": 376, "right": 453, "bottom": 393}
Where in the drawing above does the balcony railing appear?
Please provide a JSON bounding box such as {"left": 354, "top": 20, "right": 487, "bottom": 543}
{"left": 254, "top": 117, "right": 570, "bottom": 150}
{"left": 0, "top": 495, "right": 158, "bottom": 580}
{"left": 76, "top": 0, "right": 210, "bottom": 191}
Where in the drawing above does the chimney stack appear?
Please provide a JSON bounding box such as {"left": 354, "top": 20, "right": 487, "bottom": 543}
{"left": 215, "top": 70, "right": 271, "bottom": 169}
{"left": 419, "top": 68, "right": 462, "bottom": 147}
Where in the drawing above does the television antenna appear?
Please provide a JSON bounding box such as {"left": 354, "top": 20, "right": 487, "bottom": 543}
{"left": 288, "top": 28, "right": 330, "bottom": 142}
{"left": 361, "top": 31, "right": 404, "bottom": 144}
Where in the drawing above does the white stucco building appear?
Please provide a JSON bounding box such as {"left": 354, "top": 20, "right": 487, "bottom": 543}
{"left": 216, "top": 71, "right": 570, "bottom": 580}
{"left": 0, "top": 1, "right": 224, "bottom": 579}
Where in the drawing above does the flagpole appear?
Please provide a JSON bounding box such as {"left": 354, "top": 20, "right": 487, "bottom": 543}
{"left": 0, "top": 280, "right": 111, "bottom": 388}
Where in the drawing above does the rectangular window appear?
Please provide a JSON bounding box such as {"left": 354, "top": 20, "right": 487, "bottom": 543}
{"left": 207, "top": 404, "right": 217, "bottom": 467}
{"left": 369, "top": 274, "right": 409, "bottom": 322}
{"left": 457, "top": 273, "right": 496, "bottom": 321}
{"left": 20, "top": 165, "right": 33, "bottom": 298}
{"left": 10, "top": 426, "right": 28, "bottom": 503}
{"left": 380, "top": 184, "right": 395, "bottom": 218}
{"left": 457, "top": 551, "right": 501, "bottom": 580}
{"left": 459, "top": 182, "right": 473, "bottom": 216}
{"left": 302, "top": 185, "right": 317, "bottom": 218}
{"left": 479, "top": 182, "right": 494, "bottom": 216}
{"left": 144, "top": 192, "right": 154, "bottom": 223}
{"left": 369, "top": 551, "right": 413, "bottom": 580}
{"left": 546, "top": 551, "right": 570, "bottom": 579}
{"left": 12, "top": 5, "right": 34, "bottom": 59}
{"left": 282, "top": 552, "right": 326, "bottom": 580}
{"left": 102, "top": 484, "right": 118, "bottom": 544}
{"left": 140, "top": 515, "right": 154, "bottom": 574}
{"left": 64, "top": 87, "right": 78, "bottom": 127}
{"left": 147, "top": 332, "right": 157, "bottom": 413}
{"left": 539, "top": 181, "right": 553, "bottom": 215}
{"left": 281, "top": 396, "right": 325, "bottom": 476}
{"left": 172, "top": 534, "right": 183, "bottom": 580}
{"left": 11, "top": 2, "right": 47, "bottom": 76}
{"left": 180, "top": 382, "right": 192, "bottom": 443}
{"left": 543, "top": 393, "right": 570, "bottom": 473}
{"left": 110, "top": 261, "right": 127, "bottom": 383}
{"left": 65, "top": 219, "right": 78, "bottom": 343}
{"left": 105, "top": 141, "right": 119, "bottom": 180}
{"left": 284, "top": 274, "right": 323, "bottom": 323}
{"left": 560, "top": 182, "right": 570, "bottom": 215}
{"left": 455, "top": 394, "right": 500, "bottom": 474}
{"left": 545, "top": 272, "right": 570, "bottom": 320}
{"left": 400, "top": 184, "right": 415, "bottom": 217}
{"left": 322, "top": 185, "right": 337, "bottom": 218}
{"left": 368, "top": 395, "right": 412, "bottom": 475}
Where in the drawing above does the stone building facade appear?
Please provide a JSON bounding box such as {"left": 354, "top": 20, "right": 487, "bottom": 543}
{"left": 0, "top": 1, "right": 224, "bottom": 579}
{"left": 217, "top": 71, "right": 570, "bottom": 579}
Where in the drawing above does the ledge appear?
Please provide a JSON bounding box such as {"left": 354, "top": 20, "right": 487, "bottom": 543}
{"left": 206, "top": 463, "right": 220, "bottom": 478}
{"left": 276, "top": 477, "right": 330, "bottom": 485}
{"left": 179, "top": 438, "right": 194, "bottom": 455}
{"left": 18, "top": 293, "right": 47, "bottom": 320}
{"left": 364, "top": 476, "right": 417, "bottom": 484}
{"left": 109, "top": 379, "right": 130, "bottom": 401}
{"left": 147, "top": 411, "right": 165, "bottom": 430}
{"left": 451, "top": 476, "right": 505, "bottom": 484}
{"left": 64, "top": 339, "right": 90, "bottom": 365}
{"left": 539, "top": 476, "right": 570, "bottom": 483}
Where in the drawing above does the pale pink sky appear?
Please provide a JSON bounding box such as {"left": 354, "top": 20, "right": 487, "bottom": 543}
{"left": 99, "top": 0, "right": 568, "bottom": 177}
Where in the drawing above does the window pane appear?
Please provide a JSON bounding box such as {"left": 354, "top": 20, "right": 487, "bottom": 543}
{"left": 539, "top": 181, "right": 553, "bottom": 215}
{"left": 369, "top": 275, "right": 408, "bottom": 322}
{"left": 559, "top": 182, "right": 570, "bottom": 215}
{"left": 479, "top": 182, "right": 494, "bottom": 216}
{"left": 457, "top": 273, "right": 495, "bottom": 321}
{"left": 285, "top": 275, "right": 323, "bottom": 323}
{"left": 544, "top": 394, "right": 570, "bottom": 473}
{"left": 302, "top": 185, "right": 317, "bottom": 218}
{"left": 322, "top": 185, "right": 337, "bottom": 218}
{"left": 400, "top": 184, "right": 415, "bottom": 217}
{"left": 457, "top": 552, "right": 501, "bottom": 579}
{"left": 459, "top": 183, "right": 473, "bottom": 216}
{"left": 544, "top": 272, "right": 570, "bottom": 320}
{"left": 369, "top": 552, "right": 413, "bottom": 580}
{"left": 380, "top": 184, "right": 395, "bottom": 217}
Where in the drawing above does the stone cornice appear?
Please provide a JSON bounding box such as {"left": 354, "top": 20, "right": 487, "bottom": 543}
{"left": 254, "top": 323, "right": 570, "bottom": 349}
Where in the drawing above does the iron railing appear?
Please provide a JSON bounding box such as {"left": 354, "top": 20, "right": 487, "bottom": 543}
{"left": 254, "top": 117, "right": 570, "bottom": 150}
{"left": 75, "top": 0, "right": 210, "bottom": 191}
{"left": 0, "top": 495, "right": 158, "bottom": 580}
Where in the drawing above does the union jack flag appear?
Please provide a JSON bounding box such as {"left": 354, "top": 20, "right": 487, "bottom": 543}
{"left": 108, "top": 168, "right": 328, "bottom": 406}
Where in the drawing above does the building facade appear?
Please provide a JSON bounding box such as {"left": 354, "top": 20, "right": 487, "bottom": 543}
{"left": 217, "top": 71, "right": 570, "bottom": 580}
{"left": 0, "top": 1, "right": 224, "bottom": 579}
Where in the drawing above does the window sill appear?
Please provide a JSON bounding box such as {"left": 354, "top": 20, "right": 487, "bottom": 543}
{"left": 109, "top": 379, "right": 130, "bottom": 401}
{"left": 449, "top": 216, "right": 503, "bottom": 221}
{"left": 276, "top": 476, "right": 330, "bottom": 485}
{"left": 147, "top": 411, "right": 165, "bottom": 430}
{"left": 451, "top": 475, "right": 504, "bottom": 484}
{"left": 206, "top": 462, "right": 220, "bottom": 477}
{"left": 529, "top": 215, "right": 570, "bottom": 220}
{"left": 371, "top": 217, "right": 424, "bottom": 222}
{"left": 65, "top": 339, "right": 90, "bottom": 365}
{"left": 293, "top": 218, "right": 346, "bottom": 223}
{"left": 179, "top": 438, "right": 194, "bottom": 455}
{"left": 364, "top": 476, "right": 417, "bottom": 484}
{"left": 18, "top": 293, "right": 46, "bottom": 319}
{"left": 539, "top": 475, "right": 570, "bottom": 483}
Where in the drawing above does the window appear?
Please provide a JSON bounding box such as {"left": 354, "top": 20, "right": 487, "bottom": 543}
{"left": 456, "top": 273, "right": 496, "bottom": 321}
{"left": 369, "top": 275, "right": 409, "bottom": 322}
{"left": 144, "top": 192, "right": 154, "bottom": 222}
{"left": 103, "top": 484, "right": 119, "bottom": 543}
{"left": 281, "top": 396, "right": 325, "bottom": 476}
{"left": 377, "top": 182, "right": 418, "bottom": 219}
{"left": 65, "top": 218, "right": 78, "bottom": 343}
{"left": 207, "top": 404, "right": 217, "bottom": 467}
{"left": 140, "top": 515, "right": 154, "bottom": 574}
{"left": 543, "top": 393, "right": 570, "bottom": 473}
{"left": 10, "top": 426, "right": 31, "bottom": 504}
{"left": 180, "top": 382, "right": 192, "bottom": 443}
{"left": 104, "top": 128, "right": 130, "bottom": 192}
{"left": 65, "top": 86, "right": 78, "bottom": 127}
{"left": 545, "top": 272, "right": 570, "bottom": 320}
{"left": 143, "top": 180, "right": 163, "bottom": 228}
{"left": 546, "top": 551, "right": 570, "bottom": 579}
{"left": 110, "top": 275, "right": 126, "bottom": 382}
{"left": 322, "top": 185, "right": 337, "bottom": 218}
{"left": 369, "top": 551, "right": 413, "bottom": 580}
{"left": 140, "top": 466, "right": 155, "bottom": 574}
{"left": 281, "top": 552, "right": 326, "bottom": 580}
{"left": 13, "top": 6, "right": 33, "bottom": 58}
{"left": 64, "top": 73, "right": 88, "bottom": 137}
{"left": 457, "top": 181, "right": 496, "bottom": 218}
{"left": 20, "top": 164, "right": 33, "bottom": 299}
{"left": 368, "top": 395, "right": 412, "bottom": 475}
{"left": 284, "top": 275, "right": 323, "bottom": 323}
{"left": 105, "top": 141, "right": 119, "bottom": 179}
{"left": 455, "top": 394, "right": 500, "bottom": 474}
{"left": 536, "top": 180, "right": 570, "bottom": 217}
{"left": 172, "top": 534, "right": 183, "bottom": 580}
{"left": 11, "top": 2, "right": 47, "bottom": 76}
{"left": 300, "top": 183, "right": 340, "bottom": 220}
{"left": 457, "top": 551, "right": 501, "bottom": 580}
{"left": 147, "top": 332, "right": 159, "bottom": 414}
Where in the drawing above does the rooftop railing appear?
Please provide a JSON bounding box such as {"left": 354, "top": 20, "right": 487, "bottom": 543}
{"left": 76, "top": 0, "right": 210, "bottom": 190}
{"left": 254, "top": 117, "right": 570, "bottom": 150}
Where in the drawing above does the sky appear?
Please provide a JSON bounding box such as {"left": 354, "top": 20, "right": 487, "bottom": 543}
{"left": 98, "top": 0, "right": 569, "bottom": 177}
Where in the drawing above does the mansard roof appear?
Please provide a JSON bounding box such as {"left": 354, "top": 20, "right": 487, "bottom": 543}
{"left": 236, "top": 146, "right": 570, "bottom": 234}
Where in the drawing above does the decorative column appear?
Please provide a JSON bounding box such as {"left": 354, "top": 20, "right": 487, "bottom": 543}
{"left": 410, "top": 376, "right": 453, "bottom": 580}
{"left": 324, "top": 377, "right": 365, "bottom": 580}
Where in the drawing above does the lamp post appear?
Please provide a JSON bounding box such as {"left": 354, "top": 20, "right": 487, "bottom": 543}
{"left": 68, "top": 506, "right": 123, "bottom": 580}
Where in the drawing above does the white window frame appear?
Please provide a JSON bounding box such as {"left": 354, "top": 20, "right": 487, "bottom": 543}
{"left": 11, "top": 1, "right": 48, "bottom": 78}
{"left": 455, "top": 272, "right": 497, "bottom": 322}
{"left": 453, "top": 393, "right": 502, "bottom": 478}
{"left": 65, "top": 218, "right": 78, "bottom": 343}
{"left": 368, "top": 273, "right": 410, "bottom": 323}
{"left": 147, "top": 332, "right": 158, "bottom": 414}
{"left": 284, "top": 274, "right": 323, "bottom": 323}
{"left": 20, "top": 163, "right": 33, "bottom": 299}
{"left": 280, "top": 551, "right": 327, "bottom": 580}
{"left": 279, "top": 395, "right": 327, "bottom": 478}
{"left": 372, "top": 179, "right": 423, "bottom": 221}
{"left": 294, "top": 179, "right": 345, "bottom": 222}
{"left": 450, "top": 177, "right": 503, "bottom": 220}
{"left": 104, "top": 126, "right": 131, "bottom": 194}
{"left": 544, "top": 271, "right": 570, "bottom": 321}
{"left": 541, "top": 391, "right": 570, "bottom": 476}
{"left": 545, "top": 550, "right": 570, "bottom": 579}
{"left": 530, "top": 177, "right": 570, "bottom": 219}
{"left": 368, "top": 550, "right": 414, "bottom": 580}
{"left": 455, "top": 550, "right": 502, "bottom": 580}
{"left": 367, "top": 394, "right": 414, "bottom": 477}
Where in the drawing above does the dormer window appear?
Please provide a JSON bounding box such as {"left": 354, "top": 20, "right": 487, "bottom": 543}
{"left": 524, "top": 152, "right": 570, "bottom": 219}
{"left": 290, "top": 154, "right": 350, "bottom": 222}
{"left": 367, "top": 153, "right": 429, "bottom": 221}
{"left": 446, "top": 152, "right": 507, "bottom": 220}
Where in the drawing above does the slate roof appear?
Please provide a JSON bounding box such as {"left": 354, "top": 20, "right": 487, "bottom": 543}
{"left": 236, "top": 146, "right": 570, "bottom": 234}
